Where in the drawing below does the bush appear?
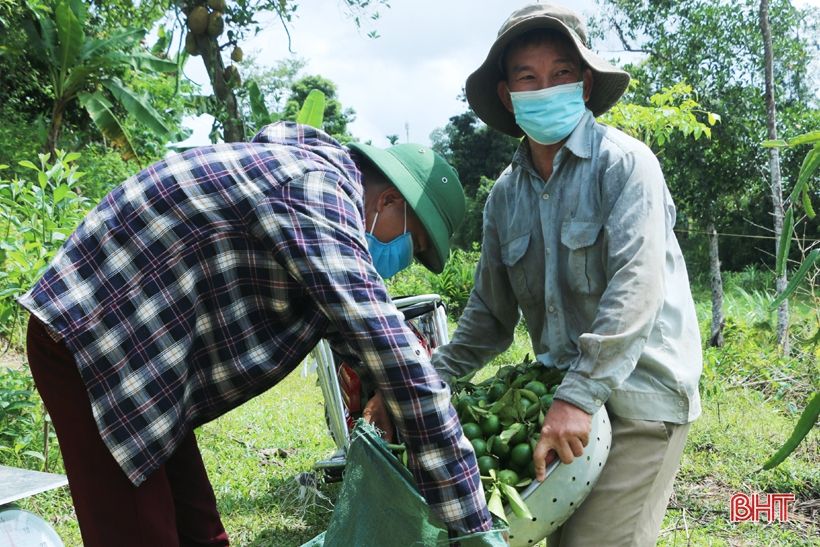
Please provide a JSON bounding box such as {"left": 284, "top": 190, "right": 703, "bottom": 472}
{"left": 0, "top": 365, "right": 50, "bottom": 468}
{"left": 387, "top": 247, "right": 479, "bottom": 317}
{"left": 75, "top": 143, "right": 138, "bottom": 201}
{"left": 0, "top": 151, "right": 91, "bottom": 346}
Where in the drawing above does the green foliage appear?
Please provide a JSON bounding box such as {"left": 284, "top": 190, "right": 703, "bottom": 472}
{"left": 429, "top": 248, "right": 479, "bottom": 316}
{"left": 236, "top": 60, "right": 353, "bottom": 142}
{"left": 283, "top": 75, "right": 356, "bottom": 142}
{"left": 456, "top": 176, "right": 496, "bottom": 248}
{"left": 0, "top": 151, "right": 90, "bottom": 345}
{"left": 295, "top": 89, "right": 327, "bottom": 129}
{"left": 173, "top": 0, "right": 387, "bottom": 143}
{"left": 23, "top": 0, "right": 178, "bottom": 158}
{"left": 0, "top": 366, "right": 51, "bottom": 467}
{"left": 759, "top": 130, "right": 820, "bottom": 468}
{"left": 595, "top": 0, "right": 819, "bottom": 273}
{"left": 236, "top": 58, "right": 303, "bottom": 136}
{"left": 0, "top": 106, "right": 45, "bottom": 175}
{"left": 601, "top": 81, "right": 720, "bottom": 150}
{"left": 73, "top": 143, "right": 136, "bottom": 201}
{"left": 431, "top": 110, "right": 518, "bottom": 247}
{"left": 387, "top": 248, "right": 480, "bottom": 317}
{"left": 766, "top": 131, "right": 820, "bottom": 288}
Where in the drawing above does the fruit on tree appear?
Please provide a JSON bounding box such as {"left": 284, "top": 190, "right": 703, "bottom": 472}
{"left": 187, "top": 6, "right": 209, "bottom": 35}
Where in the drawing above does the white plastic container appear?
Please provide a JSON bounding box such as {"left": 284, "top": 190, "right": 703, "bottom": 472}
{"left": 506, "top": 405, "right": 612, "bottom": 546}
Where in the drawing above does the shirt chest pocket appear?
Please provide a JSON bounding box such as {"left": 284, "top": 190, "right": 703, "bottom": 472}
{"left": 501, "top": 232, "right": 540, "bottom": 303}
{"left": 560, "top": 221, "right": 605, "bottom": 295}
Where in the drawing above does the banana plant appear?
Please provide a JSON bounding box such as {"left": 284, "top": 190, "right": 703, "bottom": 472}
{"left": 23, "top": 0, "right": 178, "bottom": 161}
{"left": 246, "top": 81, "right": 326, "bottom": 133}
{"left": 761, "top": 130, "right": 820, "bottom": 469}
{"left": 295, "top": 89, "right": 327, "bottom": 129}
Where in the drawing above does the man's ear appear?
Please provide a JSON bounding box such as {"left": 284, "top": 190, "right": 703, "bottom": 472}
{"left": 582, "top": 68, "right": 594, "bottom": 103}
{"left": 376, "top": 186, "right": 405, "bottom": 212}
{"left": 497, "top": 80, "right": 514, "bottom": 113}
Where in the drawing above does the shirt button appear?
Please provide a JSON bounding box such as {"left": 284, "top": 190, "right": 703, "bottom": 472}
{"left": 548, "top": 305, "right": 555, "bottom": 313}
{"left": 678, "top": 401, "right": 685, "bottom": 407}
{"left": 594, "top": 399, "right": 602, "bottom": 406}
{"left": 542, "top": 193, "right": 550, "bottom": 200}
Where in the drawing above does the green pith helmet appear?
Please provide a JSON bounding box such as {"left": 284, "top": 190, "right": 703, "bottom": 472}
{"left": 348, "top": 142, "right": 466, "bottom": 274}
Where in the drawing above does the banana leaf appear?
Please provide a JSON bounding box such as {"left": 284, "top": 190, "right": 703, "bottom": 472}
{"left": 771, "top": 249, "right": 820, "bottom": 309}
{"left": 102, "top": 78, "right": 172, "bottom": 136}
{"left": 775, "top": 207, "right": 794, "bottom": 276}
{"left": 78, "top": 92, "right": 138, "bottom": 162}
{"left": 55, "top": 0, "right": 83, "bottom": 71}
{"left": 296, "top": 89, "right": 326, "bottom": 129}
{"left": 247, "top": 80, "right": 271, "bottom": 125}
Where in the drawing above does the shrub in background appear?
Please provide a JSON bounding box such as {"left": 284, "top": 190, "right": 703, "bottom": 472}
{"left": 387, "top": 247, "right": 479, "bottom": 317}
{"left": 0, "top": 151, "right": 90, "bottom": 345}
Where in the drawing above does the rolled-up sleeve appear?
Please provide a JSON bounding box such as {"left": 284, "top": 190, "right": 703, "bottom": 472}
{"left": 253, "top": 170, "right": 492, "bottom": 533}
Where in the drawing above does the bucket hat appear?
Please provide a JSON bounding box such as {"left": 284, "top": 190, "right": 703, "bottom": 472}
{"left": 347, "top": 142, "right": 465, "bottom": 274}
{"left": 466, "top": 3, "right": 631, "bottom": 137}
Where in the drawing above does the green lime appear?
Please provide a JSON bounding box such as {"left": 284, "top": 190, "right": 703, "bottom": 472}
{"left": 471, "top": 438, "right": 487, "bottom": 458}
{"left": 524, "top": 380, "right": 548, "bottom": 397}
{"left": 517, "top": 397, "right": 534, "bottom": 417}
{"left": 457, "top": 395, "right": 477, "bottom": 415}
{"left": 491, "top": 438, "right": 511, "bottom": 461}
{"left": 539, "top": 393, "right": 554, "bottom": 409}
{"left": 462, "top": 422, "right": 482, "bottom": 440}
{"left": 509, "top": 423, "right": 528, "bottom": 445}
{"left": 488, "top": 382, "right": 506, "bottom": 402}
{"left": 497, "top": 469, "right": 520, "bottom": 486}
{"left": 498, "top": 405, "right": 518, "bottom": 424}
{"left": 510, "top": 442, "right": 533, "bottom": 469}
{"left": 480, "top": 414, "right": 502, "bottom": 437}
{"left": 478, "top": 455, "right": 500, "bottom": 475}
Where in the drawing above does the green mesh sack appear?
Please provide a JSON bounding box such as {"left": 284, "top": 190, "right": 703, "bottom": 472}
{"left": 302, "top": 420, "right": 506, "bottom": 546}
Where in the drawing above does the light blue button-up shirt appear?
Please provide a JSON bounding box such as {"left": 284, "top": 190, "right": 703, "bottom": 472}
{"left": 433, "top": 110, "right": 702, "bottom": 424}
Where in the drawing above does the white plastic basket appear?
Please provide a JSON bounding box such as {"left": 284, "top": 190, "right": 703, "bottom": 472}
{"left": 506, "top": 405, "right": 612, "bottom": 546}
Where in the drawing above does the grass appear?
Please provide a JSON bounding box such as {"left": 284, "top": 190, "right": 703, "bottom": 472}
{"left": 8, "top": 289, "right": 820, "bottom": 546}
{"left": 18, "top": 369, "right": 340, "bottom": 546}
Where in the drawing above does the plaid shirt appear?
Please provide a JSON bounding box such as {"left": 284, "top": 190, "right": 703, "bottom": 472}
{"left": 19, "top": 122, "right": 491, "bottom": 534}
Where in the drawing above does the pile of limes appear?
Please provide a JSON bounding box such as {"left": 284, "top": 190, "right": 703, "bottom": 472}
{"left": 452, "top": 360, "right": 563, "bottom": 492}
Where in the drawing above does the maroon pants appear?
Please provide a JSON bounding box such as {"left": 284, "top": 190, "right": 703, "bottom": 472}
{"left": 27, "top": 316, "right": 230, "bottom": 547}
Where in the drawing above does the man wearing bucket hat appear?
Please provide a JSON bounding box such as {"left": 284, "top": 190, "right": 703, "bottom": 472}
{"left": 431, "top": 3, "right": 703, "bottom": 545}
{"left": 18, "top": 121, "right": 498, "bottom": 544}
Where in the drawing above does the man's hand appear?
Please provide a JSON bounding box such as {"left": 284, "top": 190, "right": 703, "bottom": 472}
{"left": 533, "top": 399, "right": 592, "bottom": 481}
{"left": 363, "top": 390, "right": 395, "bottom": 442}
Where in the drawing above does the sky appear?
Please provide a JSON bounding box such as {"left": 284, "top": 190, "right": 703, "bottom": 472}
{"left": 176, "top": 0, "right": 819, "bottom": 149}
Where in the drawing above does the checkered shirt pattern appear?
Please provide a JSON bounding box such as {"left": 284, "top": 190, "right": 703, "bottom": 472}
{"left": 18, "top": 122, "right": 491, "bottom": 534}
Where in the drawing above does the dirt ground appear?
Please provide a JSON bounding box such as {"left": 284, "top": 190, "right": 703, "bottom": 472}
{"left": 0, "top": 345, "right": 27, "bottom": 370}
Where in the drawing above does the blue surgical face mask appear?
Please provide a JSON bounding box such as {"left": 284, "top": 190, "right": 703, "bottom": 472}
{"left": 366, "top": 201, "right": 414, "bottom": 279}
{"left": 509, "top": 81, "right": 586, "bottom": 145}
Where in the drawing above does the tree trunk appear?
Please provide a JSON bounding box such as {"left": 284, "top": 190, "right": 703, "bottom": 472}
{"left": 195, "top": 34, "right": 245, "bottom": 143}
{"left": 707, "top": 222, "right": 725, "bottom": 347}
{"left": 46, "top": 99, "right": 66, "bottom": 156}
{"left": 760, "top": 0, "right": 789, "bottom": 354}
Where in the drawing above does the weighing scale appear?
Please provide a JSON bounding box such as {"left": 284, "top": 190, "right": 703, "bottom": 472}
{"left": 0, "top": 465, "right": 68, "bottom": 546}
